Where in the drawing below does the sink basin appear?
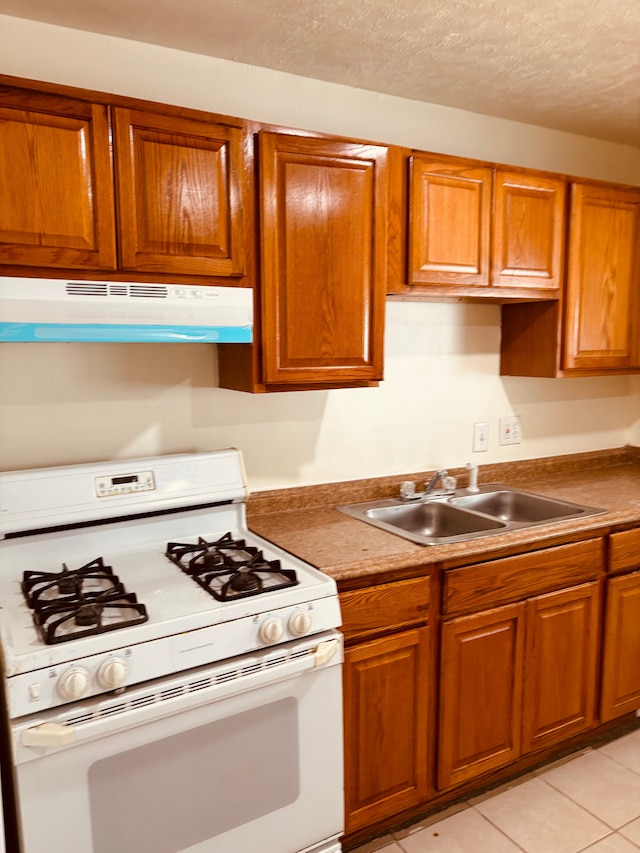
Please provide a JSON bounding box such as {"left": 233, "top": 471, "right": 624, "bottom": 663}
{"left": 337, "top": 485, "right": 606, "bottom": 546}
{"left": 339, "top": 497, "right": 507, "bottom": 546}
{"left": 449, "top": 490, "right": 593, "bottom": 523}
{"left": 362, "top": 501, "right": 506, "bottom": 543}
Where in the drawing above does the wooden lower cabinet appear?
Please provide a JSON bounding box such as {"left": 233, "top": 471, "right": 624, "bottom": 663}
{"left": 340, "top": 575, "right": 431, "bottom": 834}
{"left": 438, "top": 603, "right": 524, "bottom": 789}
{"left": 601, "top": 571, "right": 640, "bottom": 721}
{"left": 522, "top": 582, "right": 600, "bottom": 751}
{"left": 343, "top": 627, "right": 430, "bottom": 832}
{"left": 438, "top": 544, "right": 602, "bottom": 792}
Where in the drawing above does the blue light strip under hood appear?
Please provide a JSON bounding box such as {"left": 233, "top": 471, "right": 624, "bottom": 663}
{"left": 0, "top": 322, "right": 253, "bottom": 343}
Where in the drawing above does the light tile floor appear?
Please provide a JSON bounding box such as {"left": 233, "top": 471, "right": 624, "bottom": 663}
{"left": 350, "top": 727, "right": 640, "bottom": 853}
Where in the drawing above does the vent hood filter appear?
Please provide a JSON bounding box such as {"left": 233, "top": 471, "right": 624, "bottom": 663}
{"left": 0, "top": 278, "right": 253, "bottom": 343}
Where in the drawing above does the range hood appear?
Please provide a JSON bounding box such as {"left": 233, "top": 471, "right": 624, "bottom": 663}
{"left": 0, "top": 278, "right": 253, "bottom": 343}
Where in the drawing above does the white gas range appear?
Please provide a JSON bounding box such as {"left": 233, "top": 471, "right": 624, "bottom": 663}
{"left": 0, "top": 450, "right": 344, "bottom": 853}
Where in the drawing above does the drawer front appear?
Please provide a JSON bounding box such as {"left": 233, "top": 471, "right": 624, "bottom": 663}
{"left": 443, "top": 539, "right": 603, "bottom": 616}
{"left": 609, "top": 528, "right": 640, "bottom": 575}
{"left": 340, "top": 576, "right": 430, "bottom": 641}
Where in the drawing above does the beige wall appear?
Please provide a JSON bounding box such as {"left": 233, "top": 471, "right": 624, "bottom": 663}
{"left": 1, "top": 15, "right": 639, "bottom": 489}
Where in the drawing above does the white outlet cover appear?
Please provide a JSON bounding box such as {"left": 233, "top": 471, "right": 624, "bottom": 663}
{"left": 500, "top": 416, "right": 521, "bottom": 445}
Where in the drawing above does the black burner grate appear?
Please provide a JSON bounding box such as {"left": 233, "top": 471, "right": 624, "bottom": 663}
{"left": 165, "top": 534, "right": 298, "bottom": 601}
{"left": 22, "top": 558, "right": 148, "bottom": 644}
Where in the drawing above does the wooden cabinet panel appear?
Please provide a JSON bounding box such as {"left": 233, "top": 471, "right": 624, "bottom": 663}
{"left": 601, "top": 571, "right": 640, "bottom": 721}
{"left": 522, "top": 582, "right": 599, "bottom": 751}
{"left": 113, "top": 108, "right": 246, "bottom": 276}
{"left": 610, "top": 528, "right": 640, "bottom": 575}
{"left": 409, "top": 157, "right": 491, "bottom": 287}
{"left": 443, "top": 539, "right": 602, "bottom": 616}
{"left": 344, "top": 627, "right": 430, "bottom": 832}
{"left": 259, "top": 132, "right": 388, "bottom": 386}
{"left": 0, "top": 87, "right": 116, "bottom": 269}
{"left": 492, "top": 171, "right": 566, "bottom": 291}
{"left": 438, "top": 603, "right": 524, "bottom": 790}
{"left": 340, "top": 576, "right": 430, "bottom": 642}
{"left": 564, "top": 183, "right": 640, "bottom": 371}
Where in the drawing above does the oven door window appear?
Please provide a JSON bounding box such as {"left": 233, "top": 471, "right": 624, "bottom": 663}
{"left": 89, "top": 699, "right": 298, "bottom": 853}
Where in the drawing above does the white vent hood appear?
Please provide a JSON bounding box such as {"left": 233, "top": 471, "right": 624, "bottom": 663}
{"left": 0, "top": 278, "right": 253, "bottom": 343}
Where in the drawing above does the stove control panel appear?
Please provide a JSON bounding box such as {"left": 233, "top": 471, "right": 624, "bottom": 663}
{"left": 94, "top": 469, "right": 156, "bottom": 497}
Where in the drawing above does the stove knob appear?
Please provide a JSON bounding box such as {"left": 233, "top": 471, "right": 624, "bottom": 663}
{"left": 260, "top": 617, "right": 285, "bottom": 645}
{"left": 58, "top": 667, "right": 91, "bottom": 701}
{"left": 97, "top": 658, "right": 129, "bottom": 690}
{"left": 288, "top": 611, "right": 312, "bottom": 637}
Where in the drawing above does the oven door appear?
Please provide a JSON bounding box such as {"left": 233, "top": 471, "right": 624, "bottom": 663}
{"left": 10, "top": 632, "right": 343, "bottom": 853}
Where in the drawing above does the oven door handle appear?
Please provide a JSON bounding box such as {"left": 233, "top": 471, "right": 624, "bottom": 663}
{"left": 22, "top": 722, "right": 76, "bottom": 747}
{"left": 313, "top": 638, "right": 340, "bottom": 666}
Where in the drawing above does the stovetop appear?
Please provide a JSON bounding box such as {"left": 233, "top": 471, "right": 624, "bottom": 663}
{"left": 0, "top": 452, "right": 341, "bottom": 718}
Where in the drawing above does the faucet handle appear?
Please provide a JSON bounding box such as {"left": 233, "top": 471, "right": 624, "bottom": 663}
{"left": 400, "top": 481, "right": 417, "bottom": 500}
{"left": 442, "top": 475, "right": 457, "bottom": 492}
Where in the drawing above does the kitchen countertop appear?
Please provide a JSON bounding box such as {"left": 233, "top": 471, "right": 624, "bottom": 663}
{"left": 246, "top": 446, "right": 640, "bottom": 587}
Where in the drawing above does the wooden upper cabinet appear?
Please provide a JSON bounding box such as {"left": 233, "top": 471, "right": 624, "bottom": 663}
{"left": 113, "top": 108, "right": 246, "bottom": 276}
{"left": 563, "top": 182, "right": 640, "bottom": 371}
{"left": 0, "top": 86, "right": 116, "bottom": 269}
{"left": 409, "top": 156, "right": 491, "bottom": 287}
{"left": 492, "top": 170, "right": 565, "bottom": 291}
{"left": 259, "top": 132, "right": 388, "bottom": 386}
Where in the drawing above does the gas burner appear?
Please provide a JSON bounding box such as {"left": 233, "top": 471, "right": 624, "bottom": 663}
{"left": 22, "top": 558, "right": 148, "bottom": 645}
{"left": 166, "top": 535, "right": 299, "bottom": 601}
{"left": 30, "top": 589, "right": 148, "bottom": 645}
{"left": 22, "top": 558, "right": 121, "bottom": 607}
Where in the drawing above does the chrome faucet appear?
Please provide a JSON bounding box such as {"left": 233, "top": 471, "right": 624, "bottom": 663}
{"left": 399, "top": 469, "right": 457, "bottom": 501}
{"left": 424, "top": 469, "right": 449, "bottom": 494}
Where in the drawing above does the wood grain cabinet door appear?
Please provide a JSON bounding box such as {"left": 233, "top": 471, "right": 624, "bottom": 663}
{"left": 438, "top": 603, "right": 524, "bottom": 791}
{"left": 113, "top": 108, "right": 246, "bottom": 276}
{"left": 601, "top": 572, "right": 640, "bottom": 721}
{"left": 259, "top": 132, "right": 388, "bottom": 386}
{"left": 564, "top": 183, "right": 640, "bottom": 371}
{"left": 0, "top": 86, "right": 116, "bottom": 269}
{"left": 409, "top": 156, "right": 491, "bottom": 287}
{"left": 343, "top": 627, "right": 430, "bottom": 833}
{"left": 522, "top": 582, "right": 599, "bottom": 752}
{"left": 492, "top": 170, "right": 566, "bottom": 291}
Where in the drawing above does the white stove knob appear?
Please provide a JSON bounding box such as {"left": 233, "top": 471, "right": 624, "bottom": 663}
{"left": 58, "top": 667, "right": 91, "bottom": 701}
{"left": 97, "top": 658, "right": 129, "bottom": 690}
{"left": 288, "top": 611, "right": 312, "bottom": 637}
{"left": 260, "top": 617, "right": 285, "bottom": 645}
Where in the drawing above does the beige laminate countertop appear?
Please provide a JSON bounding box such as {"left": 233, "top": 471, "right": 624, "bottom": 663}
{"left": 246, "top": 447, "right": 640, "bottom": 587}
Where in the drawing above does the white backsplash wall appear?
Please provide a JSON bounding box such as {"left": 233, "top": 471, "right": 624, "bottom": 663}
{"left": 0, "top": 303, "right": 635, "bottom": 490}
{"left": 0, "top": 16, "right": 639, "bottom": 489}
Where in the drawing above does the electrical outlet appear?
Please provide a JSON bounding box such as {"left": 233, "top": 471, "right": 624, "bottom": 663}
{"left": 500, "top": 415, "right": 522, "bottom": 445}
{"left": 473, "top": 422, "right": 489, "bottom": 452}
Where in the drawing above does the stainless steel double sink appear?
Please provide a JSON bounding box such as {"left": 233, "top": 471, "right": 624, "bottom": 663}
{"left": 337, "top": 485, "right": 606, "bottom": 546}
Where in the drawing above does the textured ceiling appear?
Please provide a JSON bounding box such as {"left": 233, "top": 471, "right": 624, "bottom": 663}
{"left": 2, "top": 0, "right": 639, "bottom": 146}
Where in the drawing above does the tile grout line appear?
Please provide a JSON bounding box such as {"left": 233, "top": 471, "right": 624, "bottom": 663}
{"left": 467, "top": 803, "right": 529, "bottom": 852}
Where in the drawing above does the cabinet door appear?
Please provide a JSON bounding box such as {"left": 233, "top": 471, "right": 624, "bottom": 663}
{"left": 0, "top": 86, "right": 116, "bottom": 269}
{"left": 438, "top": 603, "right": 524, "bottom": 790}
{"left": 601, "top": 572, "right": 640, "bottom": 721}
{"left": 409, "top": 156, "right": 491, "bottom": 287}
{"left": 564, "top": 183, "right": 640, "bottom": 371}
{"left": 522, "top": 582, "right": 599, "bottom": 752}
{"left": 343, "top": 627, "right": 430, "bottom": 833}
{"left": 113, "top": 108, "right": 246, "bottom": 277}
{"left": 259, "top": 132, "right": 388, "bottom": 386}
{"left": 492, "top": 171, "right": 566, "bottom": 291}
